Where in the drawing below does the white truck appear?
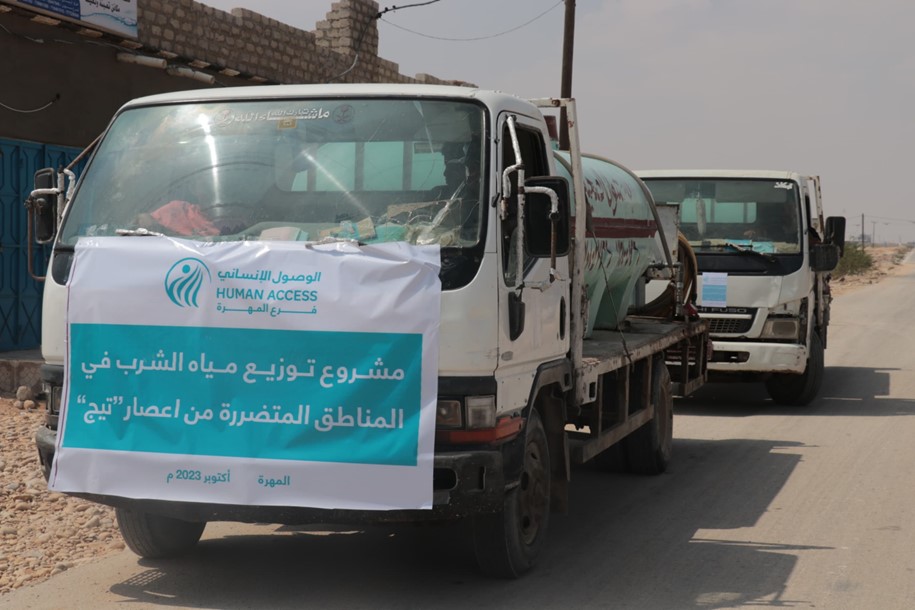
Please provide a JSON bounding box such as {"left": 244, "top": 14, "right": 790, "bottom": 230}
{"left": 637, "top": 170, "right": 845, "bottom": 406}
{"left": 27, "top": 85, "right": 709, "bottom": 578}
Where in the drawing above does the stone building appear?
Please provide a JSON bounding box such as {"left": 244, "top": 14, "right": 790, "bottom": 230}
{"left": 0, "top": 0, "right": 464, "bottom": 357}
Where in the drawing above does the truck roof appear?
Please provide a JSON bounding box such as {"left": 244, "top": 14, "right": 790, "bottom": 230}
{"left": 119, "top": 83, "right": 536, "bottom": 112}
{"left": 636, "top": 169, "right": 804, "bottom": 181}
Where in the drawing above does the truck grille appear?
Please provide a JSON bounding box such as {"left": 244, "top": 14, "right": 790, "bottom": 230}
{"left": 708, "top": 317, "right": 754, "bottom": 334}
{"left": 696, "top": 306, "right": 758, "bottom": 335}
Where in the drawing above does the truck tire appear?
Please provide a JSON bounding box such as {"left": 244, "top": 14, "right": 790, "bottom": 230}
{"left": 116, "top": 507, "right": 206, "bottom": 559}
{"left": 472, "top": 410, "right": 551, "bottom": 578}
{"left": 624, "top": 362, "right": 673, "bottom": 475}
{"left": 765, "top": 331, "right": 824, "bottom": 406}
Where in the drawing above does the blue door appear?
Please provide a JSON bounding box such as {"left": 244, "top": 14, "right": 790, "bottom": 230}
{"left": 0, "top": 138, "right": 85, "bottom": 351}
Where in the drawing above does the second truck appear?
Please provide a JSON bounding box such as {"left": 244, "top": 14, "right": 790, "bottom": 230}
{"left": 638, "top": 170, "right": 845, "bottom": 405}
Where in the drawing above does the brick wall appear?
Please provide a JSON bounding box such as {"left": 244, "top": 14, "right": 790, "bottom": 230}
{"left": 137, "top": 0, "right": 466, "bottom": 86}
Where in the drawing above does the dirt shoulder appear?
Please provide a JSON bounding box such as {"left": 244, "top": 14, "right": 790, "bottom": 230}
{"left": 830, "top": 245, "right": 913, "bottom": 296}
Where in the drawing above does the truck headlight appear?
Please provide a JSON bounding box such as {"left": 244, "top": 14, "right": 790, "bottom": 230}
{"left": 436, "top": 396, "right": 521, "bottom": 444}
{"left": 436, "top": 396, "right": 497, "bottom": 429}
{"left": 761, "top": 317, "right": 800, "bottom": 340}
{"left": 465, "top": 395, "right": 496, "bottom": 429}
{"left": 43, "top": 383, "right": 62, "bottom": 416}
{"left": 436, "top": 399, "right": 463, "bottom": 428}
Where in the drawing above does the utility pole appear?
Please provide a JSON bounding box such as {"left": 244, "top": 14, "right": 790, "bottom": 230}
{"left": 558, "top": 0, "right": 576, "bottom": 150}
{"left": 861, "top": 213, "right": 865, "bottom": 247}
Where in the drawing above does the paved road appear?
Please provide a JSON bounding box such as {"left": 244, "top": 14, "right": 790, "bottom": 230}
{"left": 5, "top": 262, "right": 915, "bottom": 609}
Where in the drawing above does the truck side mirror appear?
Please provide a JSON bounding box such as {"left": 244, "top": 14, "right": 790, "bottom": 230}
{"left": 811, "top": 243, "right": 841, "bottom": 272}
{"left": 30, "top": 168, "right": 59, "bottom": 244}
{"left": 824, "top": 216, "right": 846, "bottom": 256}
{"left": 523, "top": 176, "right": 570, "bottom": 257}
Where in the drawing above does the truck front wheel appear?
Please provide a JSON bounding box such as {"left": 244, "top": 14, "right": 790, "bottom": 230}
{"left": 765, "top": 331, "right": 824, "bottom": 406}
{"left": 472, "top": 410, "right": 551, "bottom": 578}
{"left": 116, "top": 507, "right": 206, "bottom": 559}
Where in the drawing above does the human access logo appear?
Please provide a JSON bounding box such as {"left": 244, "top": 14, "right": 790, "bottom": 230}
{"left": 164, "top": 257, "right": 211, "bottom": 308}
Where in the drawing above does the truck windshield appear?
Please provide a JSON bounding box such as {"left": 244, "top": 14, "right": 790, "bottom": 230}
{"left": 642, "top": 178, "right": 802, "bottom": 255}
{"left": 59, "top": 98, "right": 486, "bottom": 251}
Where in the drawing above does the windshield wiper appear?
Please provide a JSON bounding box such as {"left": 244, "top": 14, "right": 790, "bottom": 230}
{"left": 722, "top": 242, "right": 777, "bottom": 262}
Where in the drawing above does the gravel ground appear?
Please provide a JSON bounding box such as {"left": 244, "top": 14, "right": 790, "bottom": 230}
{"left": 0, "top": 398, "right": 124, "bottom": 594}
{"left": 0, "top": 246, "right": 908, "bottom": 595}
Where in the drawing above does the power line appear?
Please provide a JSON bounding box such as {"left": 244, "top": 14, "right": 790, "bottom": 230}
{"left": 866, "top": 214, "right": 915, "bottom": 224}
{"left": 378, "top": 0, "right": 443, "bottom": 17}
{"left": 328, "top": 0, "right": 444, "bottom": 82}
{"left": 380, "top": 0, "right": 563, "bottom": 42}
{"left": 0, "top": 94, "right": 60, "bottom": 114}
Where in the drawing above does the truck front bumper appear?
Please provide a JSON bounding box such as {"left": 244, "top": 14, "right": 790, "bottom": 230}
{"left": 35, "top": 425, "right": 508, "bottom": 523}
{"left": 708, "top": 340, "right": 807, "bottom": 374}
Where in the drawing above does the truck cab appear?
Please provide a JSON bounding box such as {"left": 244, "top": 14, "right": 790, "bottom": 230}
{"left": 638, "top": 170, "right": 845, "bottom": 405}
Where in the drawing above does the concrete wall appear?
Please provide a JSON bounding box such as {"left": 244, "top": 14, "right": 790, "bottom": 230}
{"left": 0, "top": 0, "right": 467, "bottom": 148}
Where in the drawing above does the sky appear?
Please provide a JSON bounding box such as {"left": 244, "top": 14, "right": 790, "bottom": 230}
{"left": 200, "top": 0, "right": 915, "bottom": 244}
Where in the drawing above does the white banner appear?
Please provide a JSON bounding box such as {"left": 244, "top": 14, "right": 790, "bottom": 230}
{"left": 51, "top": 237, "right": 441, "bottom": 510}
{"left": 5, "top": 1, "right": 138, "bottom": 38}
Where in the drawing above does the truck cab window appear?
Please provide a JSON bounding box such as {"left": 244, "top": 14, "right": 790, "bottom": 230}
{"left": 643, "top": 178, "right": 804, "bottom": 264}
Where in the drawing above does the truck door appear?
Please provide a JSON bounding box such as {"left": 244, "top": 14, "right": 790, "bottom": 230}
{"left": 495, "top": 114, "right": 570, "bottom": 413}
